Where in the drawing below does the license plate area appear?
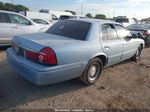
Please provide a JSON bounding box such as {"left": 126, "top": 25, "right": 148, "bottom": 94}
{"left": 13, "top": 44, "right": 25, "bottom": 57}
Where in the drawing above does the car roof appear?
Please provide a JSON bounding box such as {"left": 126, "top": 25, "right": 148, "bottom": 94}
{"left": 60, "top": 15, "right": 86, "bottom": 17}
{"left": 68, "top": 18, "right": 120, "bottom": 25}
{"left": 0, "top": 10, "right": 36, "bottom": 24}
{"left": 0, "top": 10, "right": 20, "bottom": 15}
{"left": 0, "top": 10, "right": 29, "bottom": 18}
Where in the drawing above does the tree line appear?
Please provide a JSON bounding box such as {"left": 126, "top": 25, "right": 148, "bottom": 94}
{"left": 0, "top": 1, "right": 130, "bottom": 20}
{"left": 64, "top": 11, "right": 107, "bottom": 20}
{"left": 0, "top": 1, "right": 145, "bottom": 21}
{"left": 86, "top": 13, "right": 107, "bottom": 19}
{"left": 0, "top": 2, "right": 29, "bottom": 12}
{"left": 0, "top": 2, "right": 108, "bottom": 20}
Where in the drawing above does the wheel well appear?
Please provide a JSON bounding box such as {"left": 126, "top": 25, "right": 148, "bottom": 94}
{"left": 140, "top": 44, "right": 144, "bottom": 49}
{"left": 96, "top": 55, "right": 107, "bottom": 67}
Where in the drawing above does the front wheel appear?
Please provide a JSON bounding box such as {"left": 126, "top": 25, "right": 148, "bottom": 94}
{"left": 131, "top": 46, "right": 143, "bottom": 61}
{"left": 145, "top": 37, "right": 150, "bottom": 47}
{"left": 80, "top": 58, "right": 103, "bottom": 86}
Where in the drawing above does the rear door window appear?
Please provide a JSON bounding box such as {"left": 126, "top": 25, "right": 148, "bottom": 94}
{"left": 8, "top": 14, "right": 31, "bottom": 25}
{"left": 101, "top": 24, "right": 108, "bottom": 40}
{"left": 52, "top": 14, "right": 58, "bottom": 20}
{"left": 46, "top": 20, "right": 91, "bottom": 40}
{"left": 102, "top": 24, "right": 118, "bottom": 40}
{"left": 0, "top": 13, "right": 10, "bottom": 23}
{"left": 32, "top": 19, "right": 49, "bottom": 25}
{"left": 114, "top": 24, "right": 130, "bottom": 39}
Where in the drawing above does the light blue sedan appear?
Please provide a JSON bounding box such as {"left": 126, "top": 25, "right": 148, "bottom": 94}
{"left": 7, "top": 19, "right": 145, "bottom": 86}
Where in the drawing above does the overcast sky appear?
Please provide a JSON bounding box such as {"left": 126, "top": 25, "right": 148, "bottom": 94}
{"left": 0, "top": 0, "right": 150, "bottom": 19}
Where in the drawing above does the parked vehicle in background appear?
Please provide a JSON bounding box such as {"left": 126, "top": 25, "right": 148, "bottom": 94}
{"left": 0, "top": 10, "right": 50, "bottom": 46}
{"left": 19, "top": 11, "right": 53, "bottom": 23}
{"left": 31, "top": 19, "right": 51, "bottom": 25}
{"left": 59, "top": 15, "right": 88, "bottom": 20}
{"left": 114, "top": 17, "right": 135, "bottom": 27}
{"left": 39, "top": 10, "right": 72, "bottom": 20}
{"left": 7, "top": 19, "right": 144, "bottom": 86}
{"left": 128, "top": 24, "right": 150, "bottom": 47}
{"left": 141, "top": 21, "right": 150, "bottom": 24}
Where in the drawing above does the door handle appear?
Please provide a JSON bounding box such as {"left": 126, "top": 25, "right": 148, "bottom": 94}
{"left": 104, "top": 46, "right": 110, "bottom": 49}
{"left": 12, "top": 26, "right": 17, "bottom": 28}
{"left": 123, "top": 43, "right": 127, "bottom": 46}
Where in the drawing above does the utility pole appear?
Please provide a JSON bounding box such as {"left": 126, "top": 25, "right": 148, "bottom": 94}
{"left": 12, "top": 0, "right": 13, "bottom": 4}
{"left": 113, "top": 10, "right": 115, "bottom": 18}
{"left": 11, "top": 0, "right": 14, "bottom": 11}
{"left": 81, "top": 4, "right": 83, "bottom": 16}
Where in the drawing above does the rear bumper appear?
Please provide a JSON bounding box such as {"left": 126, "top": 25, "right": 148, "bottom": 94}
{"left": 7, "top": 48, "right": 87, "bottom": 86}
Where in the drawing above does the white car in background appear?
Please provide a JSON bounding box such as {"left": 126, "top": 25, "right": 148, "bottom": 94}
{"left": 19, "top": 11, "right": 53, "bottom": 23}
{"left": 114, "top": 18, "right": 135, "bottom": 27}
{"left": 39, "top": 10, "right": 72, "bottom": 19}
{"left": 0, "top": 10, "right": 50, "bottom": 46}
{"left": 59, "top": 15, "right": 88, "bottom": 20}
{"left": 19, "top": 10, "right": 69, "bottom": 24}
{"left": 31, "top": 18, "right": 51, "bottom": 25}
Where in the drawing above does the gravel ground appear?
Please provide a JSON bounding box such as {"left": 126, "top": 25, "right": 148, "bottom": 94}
{"left": 0, "top": 47, "right": 150, "bottom": 110}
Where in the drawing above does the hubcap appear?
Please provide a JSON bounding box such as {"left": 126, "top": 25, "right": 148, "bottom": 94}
{"left": 136, "top": 50, "right": 139, "bottom": 59}
{"left": 89, "top": 66, "right": 97, "bottom": 77}
{"left": 88, "top": 63, "right": 100, "bottom": 81}
{"left": 136, "top": 48, "right": 141, "bottom": 60}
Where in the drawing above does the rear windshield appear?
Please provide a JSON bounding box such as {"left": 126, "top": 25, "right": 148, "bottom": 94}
{"left": 115, "top": 18, "right": 129, "bottom": 23}
{"left": 59, "top": 16, "right": 77, "bottom": 20}
{"left": 46, "top": 20, "right": 91, "bottom": 40}
{"left": 59, "top": 16, "right": 70, "bottom": 20}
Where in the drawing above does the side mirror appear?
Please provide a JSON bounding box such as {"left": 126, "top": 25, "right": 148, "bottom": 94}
{"left": 131, "top": 34, "right": 138, "bottom": 38}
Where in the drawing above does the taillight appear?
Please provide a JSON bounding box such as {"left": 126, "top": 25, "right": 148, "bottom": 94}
{"left": 143, "top": 31, "right": 148, "bottom": 35}
{"left": 39, "top": 47, "right": 57, "bottom": 65}
{"left": 25, "top": 47, "right": 57, "bottom": 66}
{"left": 25, "top": 50, "right": 39, "bottom": 62}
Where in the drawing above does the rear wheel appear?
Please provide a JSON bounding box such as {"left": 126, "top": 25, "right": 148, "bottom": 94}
{"left": 131, "top": 46, "right": 143, "bottom": 61}
{"left": 80, "top": 58, "right": 103, "bottom": 86}
{"left": 145, "top": 37, "right": 150, "bottom": 47}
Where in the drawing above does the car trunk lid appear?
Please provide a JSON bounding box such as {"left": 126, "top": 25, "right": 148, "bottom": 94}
{"left": 12, "top": 32, "right": 80, "bottom": 52}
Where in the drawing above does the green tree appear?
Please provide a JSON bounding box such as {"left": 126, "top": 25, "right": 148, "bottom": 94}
{"left": 132, "top": 17, "right": 138, "bottom": 23}
{"left": 116, "top": 16, "right": 126, "bottom": 18}
{"left": 4, "top": 3, "right": 15, "bottom": 11}
{"left": 65, "top": 10, "right": 76, "bottom": 15}
{"left": 14, "top": 5, "right": 29, "bottom": 12}
{"left": 141, "top": 17, "right": 150, "bottom": 22}
{"left": 0, "top": 2, "right": 4, "bottom": 10}
{"left": 95, "top": 14, "right": 106, "bottom": 20}
{"left": 86, "top": 13, "right": 93, "bottom": 18}
{"left": 0, "top": 2, "right": 29, "bottom": 12}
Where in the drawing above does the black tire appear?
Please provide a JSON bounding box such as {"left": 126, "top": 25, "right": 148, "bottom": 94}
{"left": 145, "top": 37, "right": 150, "bottom": 47}
{"left": 131, "top": 46, "right": 143, "bottom": 61}
{"left": 80, "top": 58, "right": 103, "bottom": 86}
